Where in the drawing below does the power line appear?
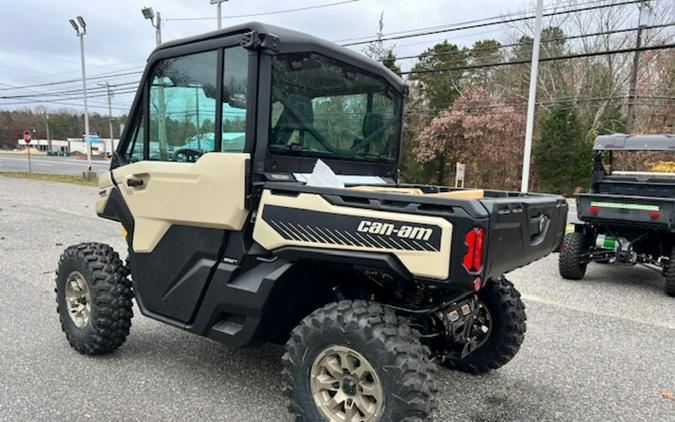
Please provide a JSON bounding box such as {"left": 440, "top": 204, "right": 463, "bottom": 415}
{"left": 405, "top": 95, "right": 675, "bottom": 115}
{"left": 0, "top": 89, "right": 139, "bottom": 106}
{"left": 0, "top": 81, "right": 140, "bottom": 99}
{"left": 0, "top": 71, "right": 143, "bottom": 92}
{"left": 165, "top": 0, "right": 359, "bottom": 21}
{"left": 341, "top": 0, "right": 647, "bottom": 47}
{"left": 394, "top": 22, "right": 675, "bottom": 61}
{"left": 401, "top": 43, "right": 675, "bottom": 75}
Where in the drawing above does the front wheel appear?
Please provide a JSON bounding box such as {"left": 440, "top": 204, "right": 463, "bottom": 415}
{"left": 282, "top": 300, "right": 438, "bottom": 421}
{"left": 443, "top": 277, "right": 526, "bottom": 375}
{"left": 55, "top": 243, "right": 133, "bottom": 354}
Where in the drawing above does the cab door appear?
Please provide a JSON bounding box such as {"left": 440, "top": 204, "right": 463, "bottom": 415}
{"left": 109, "top": 44, "right": 252, "bottom": 323}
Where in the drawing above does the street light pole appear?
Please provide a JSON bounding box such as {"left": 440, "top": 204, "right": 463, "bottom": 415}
{"left": 70, "top": 17, "right": 92, "bottom": 170}
{"left": 520, "top": 0, "right": 543, "bottom": 193}
{"left": 142, "top": 7, "right": 162, "bottom": 46}
{"left": 210, "top": 0, "right": 229, "bottom": 30}
{"left": 142, "top": 7, "right": 167, "bottom": 158}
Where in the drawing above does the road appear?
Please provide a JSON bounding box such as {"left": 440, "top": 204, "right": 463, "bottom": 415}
{"left": 0, "top": 175, "right": 673, "bottom": 421}
{"left": 0, "top": 153, "right": 110, "bottom": 175}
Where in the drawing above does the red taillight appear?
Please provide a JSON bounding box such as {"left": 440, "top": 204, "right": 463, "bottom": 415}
{"left": 590, "top": 206, "right": 600, "bottom": 214}
{"left": 464, "top": 228, "right": 485, "bottom": 272}
{"left": 650, "top": 210, "right": 661, "bottom": 219}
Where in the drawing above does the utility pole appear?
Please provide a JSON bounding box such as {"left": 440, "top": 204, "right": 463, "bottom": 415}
{"left": 520, "top": 0, "right": 543, "bottom": 193}
{"left": 99, "top": 82, "right": 115, "bottom": 157}
{"left": 626, "top": 1, "right": 651, "bottom": 133}
{"left": 45, "top": 113, "right": 51, "bottom": 153}
{"left": 210, "top": 0, "right": 229, "bottom": 30}
{"left": 69, "top": 16, "right": 92, "bottom": 170}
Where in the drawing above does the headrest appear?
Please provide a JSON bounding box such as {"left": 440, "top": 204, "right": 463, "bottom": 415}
{"left": 362, "top": 112, "right": 383, "bottom": 138}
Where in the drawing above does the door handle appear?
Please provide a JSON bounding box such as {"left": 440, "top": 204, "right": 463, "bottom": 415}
{"left": 126, "top": 177, "right": 144, "bottom": 187}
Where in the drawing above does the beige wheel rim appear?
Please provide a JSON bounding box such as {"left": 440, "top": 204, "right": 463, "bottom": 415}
{"left": 65, "top": 271, "right": 91, "bottom": 329}
{"left": 310, "top": 345, "right": 384, "bottom": 422}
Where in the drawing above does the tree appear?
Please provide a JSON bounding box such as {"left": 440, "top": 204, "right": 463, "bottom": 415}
{"left": 410, "top": 41, "right": 468, "bottom": 110}
{"left": 468, "top": 39, "right": 502, "bottom": 88}
{"left": 413, "top": 87, "right": 525, "bottom": 187}
{"left": 534, "top": 101, "right": 591, "bottom": 195}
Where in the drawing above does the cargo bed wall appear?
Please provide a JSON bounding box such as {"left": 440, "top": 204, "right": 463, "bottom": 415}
{"left": 577, "top": 193, "right": 675, "bottom": 230}
{"left": 481, "top": 196, "right": 568, "bottom": 278}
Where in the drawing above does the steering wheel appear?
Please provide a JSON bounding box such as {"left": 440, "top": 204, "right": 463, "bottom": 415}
{"left": 173, "top": 148, "right": 203, "bottom": 162}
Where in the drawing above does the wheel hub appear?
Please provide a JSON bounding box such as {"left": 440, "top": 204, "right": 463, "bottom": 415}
{"left": 64, "top": 271, "right": 91, "bottom": 329}
{"left": 310, "top": 345, "right": 383, "bottom": 421}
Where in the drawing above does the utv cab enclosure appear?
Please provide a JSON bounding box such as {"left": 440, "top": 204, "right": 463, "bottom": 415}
{"left": 56, "top": 23, "right": 567, "bottom": 420}
{"left": 560, "top": 134, "right": 675, "bottom": 297}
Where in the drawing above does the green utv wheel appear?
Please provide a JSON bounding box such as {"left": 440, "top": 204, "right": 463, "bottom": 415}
{"left": 664, "top": 246, "right": 675, "bottom": 297}
{"left": 282, "top": 300, "right": 438, "bottom": 421}
{"left": 443, "top": 277, "right": 526, "bottom": 375}
{"left": 55, "top": 243, "right": 133, "bottom": 354}
{"left": 559, "top": 232, "right": 588, "bottom": 280}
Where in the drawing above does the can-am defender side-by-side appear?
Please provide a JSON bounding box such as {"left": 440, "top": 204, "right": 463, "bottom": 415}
{"left": 560, "top": 134, "right": 675, "bottom": 297}
{"left": 55, "top": 23, "right": 567, "bottom": 420}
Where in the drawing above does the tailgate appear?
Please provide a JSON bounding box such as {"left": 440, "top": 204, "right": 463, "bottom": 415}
{"left": 576, "top": 193, "right": 674, "bottom": 228}
{"left": 480, "top": 195, "right": 568, "bottom": 278}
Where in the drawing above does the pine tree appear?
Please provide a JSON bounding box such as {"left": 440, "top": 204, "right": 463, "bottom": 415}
{"left": 535, "top": 101, "right": 592, "bottom": 194}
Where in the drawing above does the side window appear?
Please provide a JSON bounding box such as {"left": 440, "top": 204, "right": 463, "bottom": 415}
{"left": 123, "top": 113, "right": 144, "bottom": 163}
{"left": 149, "top": 50, "right": 218, "bottom": 162}
{"left": 221, "top": 46, "right": 248, "bottom": 152}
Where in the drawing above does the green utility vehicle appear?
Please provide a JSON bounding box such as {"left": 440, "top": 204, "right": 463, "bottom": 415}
{"left": 56, "top": 23, "right": 567, "bottom": 420}
{"left": 560, "top": 134, "right": 675, "bottom": 296}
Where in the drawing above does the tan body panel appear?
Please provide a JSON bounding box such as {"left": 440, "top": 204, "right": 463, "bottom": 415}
{"left": 110, "top": 153, "right": 250, "bottom": 252}
{"left": 95, "top": 172, "right": 115, "bottom": 215}
{"left": 253, "top": 190, "right": 452, "bottom": 280}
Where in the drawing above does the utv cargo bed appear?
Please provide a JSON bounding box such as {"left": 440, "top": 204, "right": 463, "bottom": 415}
{"left": 258, "top": 183, "right": 568, "bottom": 284}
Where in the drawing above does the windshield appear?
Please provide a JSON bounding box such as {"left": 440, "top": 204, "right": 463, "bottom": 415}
{"left": 269, "top": 53, "right": 402, "bottom": 163}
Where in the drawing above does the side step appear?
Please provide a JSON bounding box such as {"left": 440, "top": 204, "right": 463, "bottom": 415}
{"left": 190, "top": 259, "right": 294, "bottom": 347}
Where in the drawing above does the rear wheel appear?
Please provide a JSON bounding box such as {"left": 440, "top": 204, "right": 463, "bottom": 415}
{"left": 559, "top": 232, "right": 588, "bottom": 280}
{"left": 664, "top": 246, "right": 675, "bottom": 297}
{"left": 55, "top": 243, "right": 133, "bottom": 354}
{"left": 282, "top": 300, "right": 438, "bottom": 421}
{"left": 443, "top": 277, "right": 526, "bottom": 375}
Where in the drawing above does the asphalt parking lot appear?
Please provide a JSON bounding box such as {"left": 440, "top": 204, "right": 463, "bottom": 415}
{"left": 1, "top": 175, "right": 673, "bottom": 421}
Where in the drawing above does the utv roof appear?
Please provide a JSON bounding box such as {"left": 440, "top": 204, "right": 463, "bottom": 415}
{"left": 153, "top": 21, "right": 405, "bottom": 92}
{"left": 594, "top": 134, "right": 675, "bottom": 151}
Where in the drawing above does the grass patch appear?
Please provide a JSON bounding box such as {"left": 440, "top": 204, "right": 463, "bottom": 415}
{"left": 0, "top": 171, "right": 98, "bottom": 186}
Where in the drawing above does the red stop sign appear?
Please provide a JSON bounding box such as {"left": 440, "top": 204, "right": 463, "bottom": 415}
{"left": 23, "top": 130, "right": 31, "bottom": 144}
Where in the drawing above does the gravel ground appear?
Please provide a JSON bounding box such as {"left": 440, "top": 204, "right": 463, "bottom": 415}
{"left": 0, "top": 175, "right": 673, "bottom": 421}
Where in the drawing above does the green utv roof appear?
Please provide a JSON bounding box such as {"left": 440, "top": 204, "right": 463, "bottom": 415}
{"left": 152, "top": 21, "right": 406, "bottom": 93}
{"left": 594, "top": 134, "right": 675, "bottom": 151}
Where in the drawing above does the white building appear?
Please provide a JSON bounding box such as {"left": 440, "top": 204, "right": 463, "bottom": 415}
{"left": 16, "top": 137, "right": 120, "bottom": 155}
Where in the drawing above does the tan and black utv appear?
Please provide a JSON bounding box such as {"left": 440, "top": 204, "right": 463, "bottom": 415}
{"left": 55, "top": 23, "right": 567, "bottom": 420}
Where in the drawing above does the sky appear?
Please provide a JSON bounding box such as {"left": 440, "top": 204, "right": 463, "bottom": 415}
{"left": 0, "top": 0, "right": 532, "bottom": 115}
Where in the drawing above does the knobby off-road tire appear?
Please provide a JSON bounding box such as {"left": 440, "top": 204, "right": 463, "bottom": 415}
{"left": 664, "top": 246, "right": 675, "bottom": 297}
{"left": 282, "top": 300, "right": 438, "bottom": 421}
{"left": 559, "top": 232, "right": 588, "bottom": 280}
{"left": 444, "top": 277, "right": 527, "bottom": 375}
{"left": 55, "top": 242, "right": 133, "bottom": 354}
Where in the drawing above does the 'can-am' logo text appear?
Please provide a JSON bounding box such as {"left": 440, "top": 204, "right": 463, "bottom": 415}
{"left": 357, "top": 220, "right": 433, "bottom": 241}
